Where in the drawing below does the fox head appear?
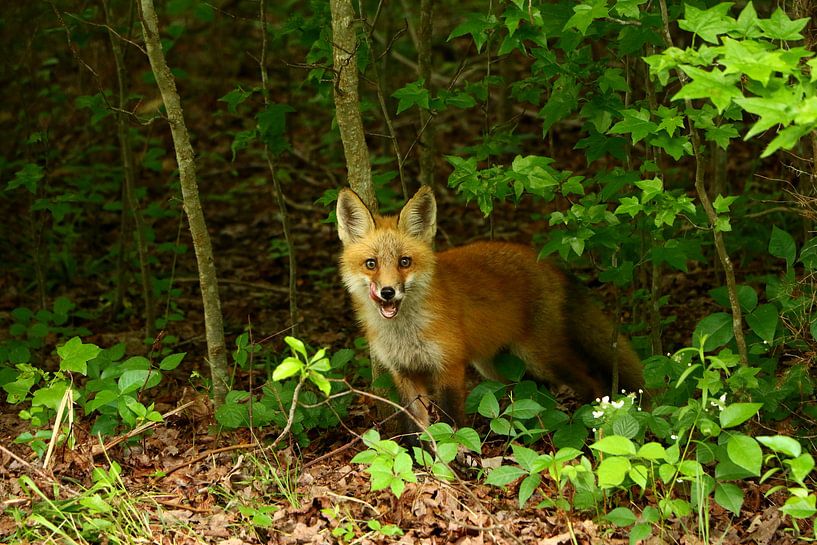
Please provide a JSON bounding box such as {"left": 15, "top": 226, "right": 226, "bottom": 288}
{"left": 336, "top": 186, "right": 437, "bottom": 320}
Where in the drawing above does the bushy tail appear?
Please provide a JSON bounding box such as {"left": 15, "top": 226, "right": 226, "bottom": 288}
{"left": 568, "top": 293, "right": 644, "bottom": 395}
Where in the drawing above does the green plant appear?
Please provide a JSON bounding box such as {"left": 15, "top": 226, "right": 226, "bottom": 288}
{"left": 215, "top": 335, "right": 356, "bottom": 446}
{"left": 3, "top": 336, "right": 184, "bottom": 456}
{"left": 13, "top": 461, "right": 166, "bottom": 545}
{"left": 351, "top": 429, "right": 417, "bottom": 498}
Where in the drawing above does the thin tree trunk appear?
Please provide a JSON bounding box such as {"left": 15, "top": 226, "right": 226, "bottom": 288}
{"left": 330, "top": 0, "right": 377, "bottom": 212}
{"left": 658, "top": 0, "right": 748, "bottom": 365}
{"left": 138, "top": 0, "right": 230, "bottom": 405}
{"left": 417, "top": 0, "right": 435, "bottom": 188}
{"left": 102, "top": 0, "right": 155, "bottom": 341}
{"left": 260, "top": 0, "right": 299, "bottom": 337}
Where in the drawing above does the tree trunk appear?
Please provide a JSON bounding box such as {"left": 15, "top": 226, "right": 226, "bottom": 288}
{"left": 138, "top": 0, "right": 230, "bottom": 405}
{"left": 330, "top": 0, "right": 376, "bottom": 212}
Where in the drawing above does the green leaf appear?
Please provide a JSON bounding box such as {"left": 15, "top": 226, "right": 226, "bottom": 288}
{"left": 705, "top": 124, "right": 739, "bottom": 150}
{"left": 714, "top": 482, "right": 744, "bottom": 515}
{"left": 757, "top": 7, "right": 809, "bottom": 40}
{"left": 630, "top": 523, "right": 653, "bottom": 545}
{"left": 159, "top": 352, "right": 185, "bottom": 371}
{"left": 611, "top": 414, "right": 641, "bottom": 439}
{"left": 284, "top": 336, "right": 308, "bottom": 359}
{"left": 603, "top": 506, "right": 637, "bottom": 527}
{"left": 57, "top": 337, "right": 101, "bottom": 375}
{"left": 637, "top": 442, "right": 667, "bottom": 461}
{"left": 452, "top": 427, "right": 482, "bottom": 452}
{"left": 539, "top": 76, "right": 579, "bottom": 135}
{"left": 477, "top": 392, "right": 500, "bottom": 419}
{"left": 485, "top": 465, "right": 527, "bottom": 486}
{"left": 218, "top": 87, "right": 254, "bottom": 113}
{"left": 629, "top": 464, "right": 649, "bottom": 489}
{"left": 31, "top": 382, "right": 69, "bottom": 411}
{"left": 597, "top": 456, "right": 631, "bottom": 488}
{"left": 678, "top": 3, "right": 735, "bottom": 44}
{"left": 447, "top": 14, "right": 497, "bottom": 53}
{"left": 762, "top": 124, "right": 812, "bottom": 158}
{"left": 726, "top": 434, "right": 762, "bottom": 476}
{"left": 733, "top": 2, "right": 761, "bottom": 38}
{"left": 257, "top": 103, "right": 295, "bottom": 155}
{"left": 609, "top": 109, "right": 658, "bottom": 144}
{"left": 272, "top": 357, "right": 303, "bottom": 381}
{"left": 769, "top": 226, "right": 796, "bottom": 267}
{"left": 734, "top": 94, "right": 793, "bottom": 140}
{"left": 392, "top": 79, "right": 431, "bottom": 115}
{"left": 757, "top": 435, "right": 802, "bottom": 458}
{"left": 85, "top": 389, "right": 119, "bottom": 413}
{"left": 673, "top": 65, "right": 742, "bottom": 114}
{"left": 502, "top": 398, "right": 544, "bottom": 420}
{"left": 564, "top": 0, "right": 609, "bottom": 36}
{"left": 719, "top": 402, "right": 762, "bottom": 428}
{"left": 784, "top": 454, "right": 815, "bottom": 485}
{"left": 591, "top": 435, "right": 636, "bottom": 456}
{"left": 308, "top": 370, "right": 331, "bottom": 396}
{"left": 518, "top": 473, "right": 541, "bottom": 507}
{"left": 780, "top": 494, "right": 817, "bottom": 519}
{"left": 745, "top": 303, "right": 778, "bottom": 344}
{"left": 118, "top": 369, "right": 161, "bottom": 395}
{"left": 648, "top": 133, "right": 691, "bottom": 160}
{"left": 692, "top": 312, "right": 734, "bottom": 350}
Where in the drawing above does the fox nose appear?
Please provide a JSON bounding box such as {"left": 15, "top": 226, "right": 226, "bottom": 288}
{"left": 380, "top": 287, "right": 396, "bottom": 300}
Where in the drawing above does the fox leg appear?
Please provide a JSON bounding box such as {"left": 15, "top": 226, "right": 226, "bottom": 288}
{"left": 392, "top": 371, "right": 432, "bottom": 443}
{"left": 436, "top": 359, "right": 467, "bottom": 428}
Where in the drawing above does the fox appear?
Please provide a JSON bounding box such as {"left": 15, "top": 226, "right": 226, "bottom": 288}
{"left": 336, "top": 185, "right": 643, "bottom": 439}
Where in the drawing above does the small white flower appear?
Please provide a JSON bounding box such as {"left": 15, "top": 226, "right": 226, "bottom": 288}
{"left": 592, "top": 428, "right": 597, "bottom": 433}
{"left": 595, "top": 397, "right": 601, "bottom": 403}
{"left": 612, "top": 400, "right": 625, "bottom": 409}
{"left": 638, "top": 389, "right": 643, "bottom": 394}
{"left": 592, "top": 410, "right": 605, "bottom": 419}
{"left": 601, "top": 396, "right": 610, "bottom": 404}
{"left": 637, "top": 407, "right": 642, "bottom": 411}
{"left": 621, "top": 389, "right": 626, "bottom": 394}
{"left": 671, "top": 434, "right": 678, "bottom": 441}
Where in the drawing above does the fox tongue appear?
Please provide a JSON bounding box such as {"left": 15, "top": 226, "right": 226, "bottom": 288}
{"left": 379, "top": 301, "right": 398, "bottom": 319}
{"left": 370, "top": 283, "right": 399, "bottom": 318}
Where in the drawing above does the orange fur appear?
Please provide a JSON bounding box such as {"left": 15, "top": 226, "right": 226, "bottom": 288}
{"left": 336, "top": 186, "right": 643, "bottom": 438}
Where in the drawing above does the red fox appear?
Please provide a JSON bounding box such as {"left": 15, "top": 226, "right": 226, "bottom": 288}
{"left": 336, "top": 185, "right": 643, "bottom": 438}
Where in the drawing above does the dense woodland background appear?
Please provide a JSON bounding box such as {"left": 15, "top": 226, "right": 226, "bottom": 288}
{"left": 2, "top": 0, "right": 817, "bottom": 543}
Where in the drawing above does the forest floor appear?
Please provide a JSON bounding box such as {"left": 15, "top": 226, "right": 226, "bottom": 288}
{"left": 0, "top": 131, "right": 805, "bottom": 544}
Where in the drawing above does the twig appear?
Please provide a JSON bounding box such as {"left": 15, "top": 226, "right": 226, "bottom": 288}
{"left": 92, "top": 400, "right": 198, "bottom": 456}
{"left": 162, "top": 442, "right": 259, "bottom": 478}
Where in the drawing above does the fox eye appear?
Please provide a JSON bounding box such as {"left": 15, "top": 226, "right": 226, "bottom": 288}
{"left": 399, "top": 256, "right": 412, "bottom": 268}
{"left": 364, "top": 258, "right": 377, "bottom": 270}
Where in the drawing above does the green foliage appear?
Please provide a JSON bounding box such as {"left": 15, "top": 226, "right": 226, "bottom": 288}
{"left": 215, "top": 335, "right": 357, "bottom": 446}
{"left": 2, "top": 333, "right": 183, "bottom": 456}
{"left": 13, "top": 461, "right": 158, "bottom": 544}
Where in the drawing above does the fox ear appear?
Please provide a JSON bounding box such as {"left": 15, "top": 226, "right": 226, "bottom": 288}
{"left": 336, "top": 188, "right": 375, "bottom": 244}
{"left": 398, "top": 185, "right": 436, "bottom": 242}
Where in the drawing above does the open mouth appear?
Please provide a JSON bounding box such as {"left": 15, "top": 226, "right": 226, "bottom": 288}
{"left": 369, "top": 283, "right": 401, "bottom": 319}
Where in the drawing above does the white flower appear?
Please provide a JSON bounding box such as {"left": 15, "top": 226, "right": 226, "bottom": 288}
{"left": 592, "top": 410, "right": 605, "bottom": 419}
{"left": 601, "top": 396, "right": 610, "bottom": 404}
{"left": 671, "top": 434, "right": 678, "bottom": 441}
{"left": 612, "top": 400, "right": 625, "bottom": 409}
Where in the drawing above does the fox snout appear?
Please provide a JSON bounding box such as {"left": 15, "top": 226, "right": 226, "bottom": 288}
{"left": 369, "top": 282, "right": 402, "bottom": 319}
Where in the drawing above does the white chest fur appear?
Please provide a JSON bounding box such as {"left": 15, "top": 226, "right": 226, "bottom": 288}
{"left": 361, "top": 302, "right": 443, "bottom": 375}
